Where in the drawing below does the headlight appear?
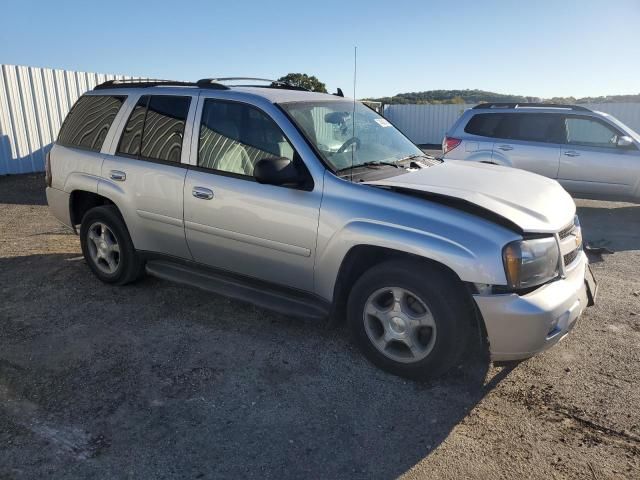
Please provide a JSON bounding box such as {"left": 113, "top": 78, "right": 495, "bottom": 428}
{"left": 503, "top": 237, "right": 560, "bottom": 289}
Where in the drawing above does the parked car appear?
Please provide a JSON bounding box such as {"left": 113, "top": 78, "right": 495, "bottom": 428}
{"left": 45, "top": 80, "right": 596, "bottom": 380}
{"left": 442, "top": 103, "right": 640, "bottom": 203}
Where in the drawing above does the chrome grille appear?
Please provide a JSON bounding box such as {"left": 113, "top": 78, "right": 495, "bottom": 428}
{"left": 563, "top": 249, "right": 580, "bottom": 266}
{"left": 558, "top": 222, "right": 575, "bottom": 240}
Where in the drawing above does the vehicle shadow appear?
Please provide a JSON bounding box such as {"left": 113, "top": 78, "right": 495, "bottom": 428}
{"left": 0, "top": 253, "right": 512, "bottom": 480}
{"left": 576, "top": 202, "right": 640, "bottom": 258}
{"left": 0, "top": 172, "right": 47, "bottom": 206}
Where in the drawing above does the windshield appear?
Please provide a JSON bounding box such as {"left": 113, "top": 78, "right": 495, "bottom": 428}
{"left": 281, "top": 100, "right": 424, "bottom": 171}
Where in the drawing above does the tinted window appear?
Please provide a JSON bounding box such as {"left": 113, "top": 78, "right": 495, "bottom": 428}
{"left": 565, "top": 117, "right": 620, "bottom": 149}
{"left": 509, "top": 114, "right": 564, "bottom": 143}
{"left": 117, "top": 95, "right": 190, "bottom": 162}
{"left": 464, "top": 113, "right": 505, "bottom": 138}
{"left": 58, "top": 95, "right": 125, "bottom": 151}
{"left": 141, "top": 96, "right": 191, "bottom": 162}
{"left": 198, "top": 100, "right": 295, "bottom": 176}
{"left": 117, "top": 96, "right": 148, "bottom": 157}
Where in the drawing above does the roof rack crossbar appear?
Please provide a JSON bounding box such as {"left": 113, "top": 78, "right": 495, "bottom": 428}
{"left": 94, "top": 79, "right": 229, "bottom": 91}
{"left": 197, "top": 77, "right": 309, "bottom": 91}
{"left": 473, "top": 102, "right": 590, "bottom": 112}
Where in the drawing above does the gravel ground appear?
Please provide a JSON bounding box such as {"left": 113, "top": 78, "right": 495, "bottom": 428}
{"left": 1, "top": 173, "right": 639, "bottom": 479}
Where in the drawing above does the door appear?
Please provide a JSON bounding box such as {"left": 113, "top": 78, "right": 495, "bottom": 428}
{"left": 490, "top": 113, "right": 564, "bottom": 178}
{"left": 558, "top": 115, "right": 640, "bottom": 200}
{"left": 183, "top": 98, "right": 322, "bottom": 292}
{"left": 100, "top": 94, "right": 195, "bottom": 259}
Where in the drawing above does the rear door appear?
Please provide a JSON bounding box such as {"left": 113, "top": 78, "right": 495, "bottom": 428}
{"left": 490, "top": 113, "right": 564, "bottom": 178}
{"left": 558, "top": 115, "right": 640, "bottom": 200}
{"left": 100, "top": 93, "right": 195, "bottom": 259}
{"left": 182, "top": 97, "right": 322, "bottom": 292}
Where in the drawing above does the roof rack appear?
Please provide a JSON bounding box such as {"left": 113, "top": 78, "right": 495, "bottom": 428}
{"left": 473, "top": 102, "right": 590, "bottom": 112}
{"left": 94, "top": 79, "right": 229, "bottom": 90}
{"left": 197, "top": 77, "right": 309, "bottom": 91}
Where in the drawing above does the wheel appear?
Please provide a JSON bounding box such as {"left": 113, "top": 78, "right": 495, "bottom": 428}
{"left": 347, "top": 259, "right": 473, "bottom": 380}
{"left": 80, "top": 205, "right": 143, "bottom": 285}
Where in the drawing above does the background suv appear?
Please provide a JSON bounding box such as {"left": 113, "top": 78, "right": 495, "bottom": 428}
{"left": 442, "top": 103, "right": 640, "bottom": 202}
{"left": 46, "top": 80, "right": 595, "bottom": 380}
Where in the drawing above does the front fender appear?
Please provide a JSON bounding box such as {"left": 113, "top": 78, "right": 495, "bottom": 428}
{"left": 314, "top": 219, "right": 506, "bottom": 302}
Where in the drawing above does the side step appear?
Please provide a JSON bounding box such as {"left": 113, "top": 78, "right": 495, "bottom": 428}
{"left": 145, "top": 260, "right": 330, "bottom": 321}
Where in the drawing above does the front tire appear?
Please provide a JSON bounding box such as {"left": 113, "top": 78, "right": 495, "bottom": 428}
{"left": 80, "top": 205, "right": 143, "bottom": 285}
{"left": 347, "top": 259, "right": 473, "bottom": 380}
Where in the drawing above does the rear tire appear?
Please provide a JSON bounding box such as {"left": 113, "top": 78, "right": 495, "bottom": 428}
{"left": 347, "top": 259, "right": 473, "bottom": 380}
{"left": 80, "top": 205, "right": 143, "bottom": 285}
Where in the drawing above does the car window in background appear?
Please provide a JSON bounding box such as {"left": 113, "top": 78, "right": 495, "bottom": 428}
{"left": 282, "top": 100, "right": 423, "bottom": 171}
{"left": 509, "top": 114, "right": 564, "bottom": 143}
{"left": 57, "top": 95, "right": 125, "bottom": 151}
{"left": 198, "top": 99, "right": 296, "bottom": 177}
{"left": 565, "top": 117, "right": 620, "bottom": 149}
{"left": 464, "top": 113, "right": 506, "bottom": 138}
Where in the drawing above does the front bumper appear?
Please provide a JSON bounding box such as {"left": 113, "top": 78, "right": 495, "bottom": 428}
{"left": 474, "top": 252, "right": 590, "bottom": 361}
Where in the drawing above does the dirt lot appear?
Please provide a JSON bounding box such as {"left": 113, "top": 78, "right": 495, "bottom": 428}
{"left": 1, "top": 174, "right": 639, "bottom": 479}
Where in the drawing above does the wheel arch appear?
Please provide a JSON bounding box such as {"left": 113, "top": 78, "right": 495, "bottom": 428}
{"left": 329, "top": 245, "right": 486, "bottom": 342}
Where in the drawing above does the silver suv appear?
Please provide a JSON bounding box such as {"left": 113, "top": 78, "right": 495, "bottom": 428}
{"left": 442, "top": 103, "right": 640, "bottom": 202}
{"left": 46, "top": 79, "right": 597, "bottom": 380}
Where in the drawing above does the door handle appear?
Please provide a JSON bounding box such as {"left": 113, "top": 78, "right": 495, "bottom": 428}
{"left": 564, "top": 151, "right": 580, "bottom": 157}
{"left": 110, "top": 170, "right": 126, "bottom": 181}
{"left": 497, "top": 145, "right": 513, "bottom": 151}
{"left": 192, "top": 187, "right": 214, "bottom": 200}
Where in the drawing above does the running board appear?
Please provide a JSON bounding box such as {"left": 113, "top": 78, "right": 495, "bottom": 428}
{"left": 145, "top": 260, "right": 330, "bottom": 321}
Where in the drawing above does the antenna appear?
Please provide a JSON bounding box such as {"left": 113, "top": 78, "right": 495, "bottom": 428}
{"left": 350, "top": 46, "right": 357, "bottom": 183}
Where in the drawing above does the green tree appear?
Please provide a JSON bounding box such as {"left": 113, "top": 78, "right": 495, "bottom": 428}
{"left": 275, "top": 73, "right": 327, "bottom": 93}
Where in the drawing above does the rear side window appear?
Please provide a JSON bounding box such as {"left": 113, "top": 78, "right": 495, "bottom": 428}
{"left": 464, "top": 113, "right": 505, "bottom": 138}
{"left": 198, "top": 99, "right": 295, "bottom": 177}
{"left": 57, "top": 95, "right": 125, "bottom": 151}
{"left": 508, "top": 114, "right": 564, "bottom": 143}
{"left": 117, "top": 95, "right": 191, "bottom": 163}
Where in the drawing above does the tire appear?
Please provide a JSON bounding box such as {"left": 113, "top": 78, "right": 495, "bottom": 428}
{"left": 347, "top": 259, "right": 473, "bottom": 380}
{"left": 79, "top": 205, "right": 143, "bottom": 285}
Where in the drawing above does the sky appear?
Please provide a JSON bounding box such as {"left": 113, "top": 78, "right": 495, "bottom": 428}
{"left": 1, "top": 0, "right": 639, "bottom": 99}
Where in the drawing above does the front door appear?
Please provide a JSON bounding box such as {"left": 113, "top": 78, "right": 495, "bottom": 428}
{"left": 183, "top": 98, "right": 322, "bottom": 292}
{"left": 558, "top": 115, "right": 640, "bottom": 200}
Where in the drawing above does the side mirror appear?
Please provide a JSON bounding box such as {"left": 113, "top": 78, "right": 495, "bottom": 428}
{"left": 254, "top": 157, "right": 301, "bottom": 186}
{"left": 617, "top": 135, "right": 634, "bottom": 148}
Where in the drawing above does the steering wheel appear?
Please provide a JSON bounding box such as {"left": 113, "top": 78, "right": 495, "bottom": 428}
{"left": 337, "top": 137, "right": 361, "bottom": 154}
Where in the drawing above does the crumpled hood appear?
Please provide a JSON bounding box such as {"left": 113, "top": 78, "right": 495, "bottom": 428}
{"left": 365, "top": 160, "right": 575, "bottom": 233}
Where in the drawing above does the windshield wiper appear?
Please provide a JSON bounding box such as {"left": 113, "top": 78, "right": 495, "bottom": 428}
{"left": 336, "top": 161, "right": 399, "bottom": 173}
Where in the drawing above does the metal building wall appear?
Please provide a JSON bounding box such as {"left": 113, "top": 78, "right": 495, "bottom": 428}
{"left": 0, "top": 64, "right": 138, "bottom": 175}
{"left": 384, "top": 102, "right": 640, "bottom": 145}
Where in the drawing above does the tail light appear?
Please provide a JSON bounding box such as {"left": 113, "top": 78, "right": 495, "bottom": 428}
{"left": 45, "top": 150, "right": 52, "bottom": 187}
{"left": 443, "top": 136, "right": 461, "bottom": 155}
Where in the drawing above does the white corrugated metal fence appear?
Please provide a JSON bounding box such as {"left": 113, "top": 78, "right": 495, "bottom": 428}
{"left": 384, "top": 102, "right": 640, "bottom": 145}
{"left": 0, "top": 64, "right": 139, "bottom": 175}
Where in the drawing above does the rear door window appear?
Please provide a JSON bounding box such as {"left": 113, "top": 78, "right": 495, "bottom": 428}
{"left": 464, "top": 113, "right": 506, "bottom": 138}
{"left": 117, "top": 95, "right": 191, "bottom": 162}
{"left": 57, "top": 95, "right": 126, "bottom": 151}
{"left": 506, "top": 114, "right": 565, "bottom": 144}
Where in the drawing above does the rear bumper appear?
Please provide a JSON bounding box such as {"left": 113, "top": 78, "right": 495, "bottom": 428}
{"left": 46, "top": 187, "right": 73, "bottom": 229}
{"left": 474, "top": 252, "right": 589, "bottom": 361}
